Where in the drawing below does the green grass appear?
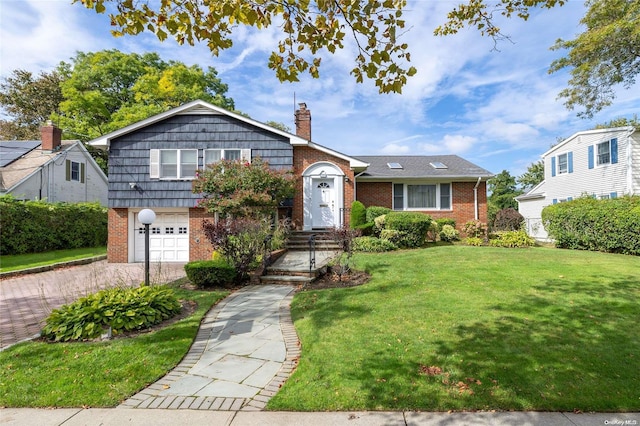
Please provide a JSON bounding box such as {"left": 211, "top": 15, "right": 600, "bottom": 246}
{"left": 0, "top": 280, "right": 228, "bottom": 407}
{"left": 269, "top": 246, "right": 640, "bottom": 412}
{"left": 0, "top": 247, "right": 107, "bottom": 273}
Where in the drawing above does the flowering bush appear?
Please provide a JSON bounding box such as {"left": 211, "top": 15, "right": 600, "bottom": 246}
{"left": 192, "top": 157, "right": 295, "bottom": 218}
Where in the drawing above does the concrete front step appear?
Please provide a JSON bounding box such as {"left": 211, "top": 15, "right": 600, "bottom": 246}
{"left": 259, "top": 275, "right": 314, "bottom": 285}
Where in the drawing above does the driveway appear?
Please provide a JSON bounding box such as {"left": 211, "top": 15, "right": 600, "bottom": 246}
{"left": 0, "top": 261, "right": 186, "bottom": 350}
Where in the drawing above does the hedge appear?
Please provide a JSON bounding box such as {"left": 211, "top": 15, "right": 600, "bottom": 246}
{"left": 184, "top": 259, "right": 237, "bottom": 288}
{"left": 0, "top": 196, "right": 107, "bottom": 255}
{"left": 383, "top": 211, "right": 433, "bottom": 248}
{"left": 541, "top": 196, "right": 640, "bottom": 255}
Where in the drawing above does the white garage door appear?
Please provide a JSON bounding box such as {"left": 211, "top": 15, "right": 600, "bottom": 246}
{"left": 134, "top": 212, "right": 189, "bottom": 262}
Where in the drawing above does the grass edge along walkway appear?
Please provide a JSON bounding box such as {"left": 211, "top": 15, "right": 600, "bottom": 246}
{"left": 0, "top": 279, "right": 228, "bottom": 408}
{"left": 268, "top": 246, "right": 640, "bottom": 412}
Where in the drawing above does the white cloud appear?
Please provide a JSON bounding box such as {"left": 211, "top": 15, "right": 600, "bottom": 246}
{"left": 420, "top": 134, "right": 478, "bottom": 154}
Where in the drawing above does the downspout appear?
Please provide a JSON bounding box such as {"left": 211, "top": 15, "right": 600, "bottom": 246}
{"left": 626, "top": 126, "right": 636, "bottom": 195}
{"left": 473, "top": 177, "right": 482, "bottom": 220}
{"left": 353, "top": 171, "right": 366, "bottom": 201}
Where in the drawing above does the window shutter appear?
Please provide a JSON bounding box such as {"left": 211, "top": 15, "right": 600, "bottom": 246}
{"left": 551, "top": 157, "right": 556, "bottom": 177}
{"left": 610, "top": 192, "right": 617, "bottom": 198}
{"left": 588, "top": 145, "right": 594, "bottom": 169}
{"left": 65, "top": 160, "right": 71, "bottom": 181}
{"left": 150, "top": 149, "right": 160, "bottom": 178}
{"left": 611, "top": 138, "right": 618, "bottom": 164}
{"left": 80, "top": 163, "right": 85, "bottom": 183}
{"left": 241, "top": 149, "right": 251, "bottom": 163}
{"left": 568, "top": 152, "right": 573, "bottom": 173}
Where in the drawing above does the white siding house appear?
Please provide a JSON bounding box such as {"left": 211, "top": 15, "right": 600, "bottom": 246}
{"left": 516, "top": 126, "right": 639, "bottom": 240}
{"left": 0, "top": 124, "right": 108, "bottom": 205}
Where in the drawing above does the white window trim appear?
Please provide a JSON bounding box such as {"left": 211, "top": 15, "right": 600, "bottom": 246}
{"left": 393, "top": 182, "right": 452, "bottom": 211}
{"left": 557, "top": 152, "right": 569, "bottom": 175}
{"left": 596, "top": 140, "right": 611, "bottom": 166}
{"left": 149, "top": 149, "right": 198, "bottom": 180}
{"left": 204, "top": 148, "right": 251, "bottom": 166}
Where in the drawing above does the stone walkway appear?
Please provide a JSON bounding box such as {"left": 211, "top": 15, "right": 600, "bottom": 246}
{"left": 119, "top": 284, "right": 299, "bottom": 411}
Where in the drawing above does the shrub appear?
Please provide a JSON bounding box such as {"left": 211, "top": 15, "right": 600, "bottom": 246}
{"left": 383, "top": 212, "right": 433, "bottom": 248}
{"left": 353, "top": 222, "right": 374, "bottom": 236}
{"left": 184, "top": 259, "right": 237, "bottom": 288}
{"left": 435, "top": 218, "right": 456, "bottom": 231}
{"left": 373, "top": 214, "right": 387, "bottom": 237}
{"left": 463, "top": 220, "right": 487, "bottom": 238}
{"left": 489, "top": 230, "right": 536, "bottom": 248}
{"left": 350, "top": 201, "right": 367, "bottom": 228}
{"left": 0, "top": 196, "right": 107, "bottom": 255}
{"left": 439, "top": 224, "right": 460, "bottom": 242}
{"left": 353, "top": 236, "right": 397, "bottom": 252}
{"left": 493, "top": 208, "right": 524, "bottom": 231}
{"left": 41, "top": 286, "right": 181, "bottom": 342}
{"left": 202, "top": 217, "right": 272, "bottom": 282}
{"left": 542, "top": 196, "right": 640, "bottom": 255}
{"left": 380, "top": 229, "right": 402, "bottom": 246}
{"left": 464, "top": 237, "right": 484, "bottom": 246}
{"left": 365, "top": 206, "right": 391, "bottom": 223}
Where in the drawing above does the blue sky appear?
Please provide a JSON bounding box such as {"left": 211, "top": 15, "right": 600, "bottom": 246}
{"left": 1, "top": 0, "right": 638, "bottom": 178}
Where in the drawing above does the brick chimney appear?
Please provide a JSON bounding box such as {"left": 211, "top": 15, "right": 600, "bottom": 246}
{"left": 40, "top": 120, "right": 62, "bottom": 152}
{"left": 294, "top": 102, "right": 311, "bottom": 141}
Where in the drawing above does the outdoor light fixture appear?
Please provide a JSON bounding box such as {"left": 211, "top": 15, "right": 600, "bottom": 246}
{"left": 319, "top": 170, "right": 327, "bottom": 179}
{"left": 139, "top": 209, "right": 156, "bottom": 286}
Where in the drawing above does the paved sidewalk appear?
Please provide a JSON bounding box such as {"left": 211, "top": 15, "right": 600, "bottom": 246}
{"left": 1, "top": 407, "right": 639, "bottom": 425}
{"left": 0, "top": 261, "right": 187, "bottom": 350}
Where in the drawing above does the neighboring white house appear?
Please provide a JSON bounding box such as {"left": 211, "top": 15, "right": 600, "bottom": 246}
{"left": 0, "top": 123, "right": 108, "bottom": 205}
{"left": 516, "top": 126, "right": 639, "bottom": 241}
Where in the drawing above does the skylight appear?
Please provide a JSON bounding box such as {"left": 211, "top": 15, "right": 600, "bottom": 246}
{"left": 387, "top": 162, "right": 403, "bottom": 169}
{"left": 430, "top": 162, "right": 448, "bottom": 169}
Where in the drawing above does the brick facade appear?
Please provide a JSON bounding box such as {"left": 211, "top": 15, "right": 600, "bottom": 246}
{"left": 292, "top": 146, "right": 356, "bottom": 229}
{"left": 107, "top": 208, "right": 128, "bottom": 263}
{"left": 355, "top": 181, "right": 488, "bottom": 228}
{"left": 189, "top": 208, "right": 216, "bottom": 261}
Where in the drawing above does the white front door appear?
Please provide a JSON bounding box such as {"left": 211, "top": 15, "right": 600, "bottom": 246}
{"left": 312, "top": 179, "right": 336, "bottom": 228}
{"left": 134, "top": 212, "right": 189, "bottom": 262}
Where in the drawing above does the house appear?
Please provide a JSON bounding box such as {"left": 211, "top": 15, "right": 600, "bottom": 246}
{"left": 516, "top": 126, "right": 640, "bottom": 240}
{"left": 88, "top": 100, "right": 492, "bottom": 263}
{"left": 0, "top": 122, "right": 108, "bottom": 205}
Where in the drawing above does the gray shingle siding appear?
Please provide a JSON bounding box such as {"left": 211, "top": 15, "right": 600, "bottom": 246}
{"left": 108, "top": 114, "right": 293, "bottom": 208}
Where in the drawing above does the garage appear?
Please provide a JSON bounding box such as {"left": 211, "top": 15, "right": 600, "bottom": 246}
{"left": 134, "top": 212, "right": 189, "bottom": 262}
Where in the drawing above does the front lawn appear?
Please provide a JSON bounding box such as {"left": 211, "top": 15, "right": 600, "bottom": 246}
{"left": 0, "top": 247, "right": 107, "bottom": 273}
{"left": 269, "top": 246, "right": 640, "bottom": 412}
{"left": 0, "top": 280, "right": 228, "bottom": 407}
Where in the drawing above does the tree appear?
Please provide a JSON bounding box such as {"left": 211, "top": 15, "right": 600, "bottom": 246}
{"left": 487, "top": 169, "right": 522, "bottom": 225}
{"left": 265, "top": 121, "right": 291, "bottom": 133}
{"left": 56, "top": 50, "right": 235, "bottom": 140}
{"left": 192, "top": 157, "right": 296, "bottom": 218}
{"left": 518, "top": 160, "right": 545, "bottom": 190}
{"left": 0, "top": 69, "right": 66, "bottom": 140}
{"left": 74, "top": 0, "right": 416, "bottom": 94}
{"left": 593, "top": 115, "right": 639, "bottom": 129}
{"left": 549, "top": 0, "right": 640, "bottom": 118}
{"left": 76, "top": 0, "right": 638, "bottom": 116}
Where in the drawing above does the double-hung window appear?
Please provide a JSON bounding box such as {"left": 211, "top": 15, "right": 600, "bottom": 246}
{"left": 150, "top": 149, "right": 197, "bottom": 179}
{"left": 204, "top": 149, "right": 247, "bottom": 166}
{"left": 65, "top": 160, "right": 85, "bottom": 183}
{"left": 557, "top": 153, "right": 568, "bottom": 174}
{"left": 393, "top": 183, "right": 451, "bottom": 210}
{"left": 597, "top": 141, "right": 611, "bottom": 165}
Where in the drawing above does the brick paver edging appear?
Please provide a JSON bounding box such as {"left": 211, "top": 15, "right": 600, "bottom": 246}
{"left": 119, "top": 285, "right": 300, "bottom": 411}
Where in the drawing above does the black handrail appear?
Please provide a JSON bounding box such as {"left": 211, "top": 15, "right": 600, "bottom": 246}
{"left": 308, "top": 233, "right": 316, "bottom": 271}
